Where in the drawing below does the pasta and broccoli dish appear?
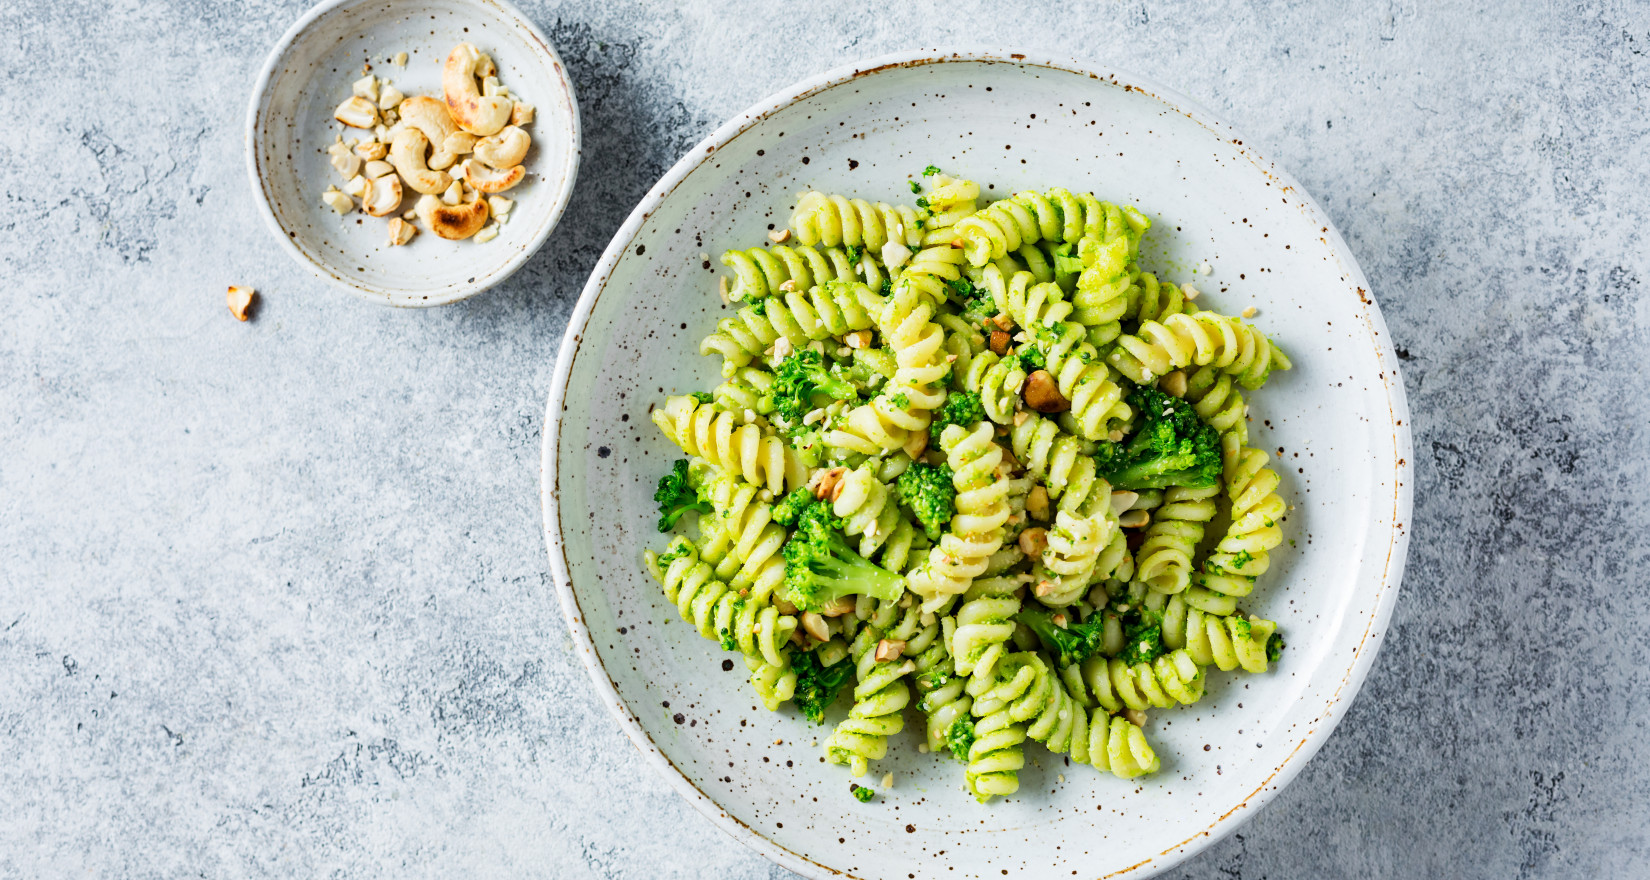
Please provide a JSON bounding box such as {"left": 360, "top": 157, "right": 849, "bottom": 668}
{"left": 643, "top": 167, "right": 1291, "bottom": 802}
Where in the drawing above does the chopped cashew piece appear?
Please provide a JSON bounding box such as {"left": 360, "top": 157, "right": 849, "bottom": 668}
{"left": 482, "top": 74, "right": 503, "bottom": 97}
{"left": 1109, "top": 490, "right": 1140, "bottom": 517}
{"left": 475, "top": 52, "right": 496, "bottom": 78}
{"left": 881, "top": 241, "right": 912, "bottom": 270}
{"left": 353, "top": 140, "right": 387, "bottom": 161}
{"left": 364, "top": 159, "right": 395, "bottom": 179}
{"left": 1022, "top": 370, "right": 1070, "bottom": 413}
{"left": 844, "top": 330, "right": 872, "bottom": 349}
{"left": 363, "top": 174, "right": 403, "bottom": 216}
{"left": 473, "top": 223, "right": 500, "bottom": 243}
{"left": 801, "top": 612, "right": 828, "bottom": 643}
{"left": 1025, "top": 485, "right": 1050, "bottom": 521}
{"left": 1118, "top": 509, "right": 1151, "bottom": 529}
{"left": 393, "top": 51, "right": 408, "bottom": 67}
{"left": 1242, "top": 306, "right": 1258, "bottom": 318}
{"left": 874, "top": 639, "right": 906, "bottom": 662}
{"left": 328, "top": 142, "right": 361, "bottom": 179}
{"left": 1018, "top": 527, "right": 1048, "bottom": 557}
{"left": 333, "top": 96, "right": 379, "bottom": 129}
{"left": 768, "top": 228, "right": 791, "bottom": 243}
{"left": 989, "top": 330, "right": 1010, "bottom": 355}
{"left": 387, "top": 217, "right": 416, "bottom": 246}
{"left": 352, "top": 74, "right": 378, "bottom": 103}
{"left": 440, "top": 179, "right": 463, "bottom": 205}
{"left": 486, "top": 196, "right": 513, "bottom": 217}
{"left": 341, "top": 174, "right": 370, "bottom": 199}
{"left": 320, "top": 188, "right": 353, "bottom": 214}
{"left": 444, "top": 43, "right": 512, "bottom": 136}
{"left": 1181, "top": 282, "right": 1202, "bottom": 300}
{"left": 377, "top": 84, "right": 405, "bottom": 110}
{"left": 1124, "top": 709, "right": 1148, "bottom": 727}
{"left": 509, "top": 102, "right": 535, "bottom": 126}
{"left": 226, "top": 285, "right": 255, "bottom": 321}
{"left": 443, "top": 131, "right": 478, "bottom": 156}
{"left": 1160, "top": 370, "right": 1188, "bottom": 398}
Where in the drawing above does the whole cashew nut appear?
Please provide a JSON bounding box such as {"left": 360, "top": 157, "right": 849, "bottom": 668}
{"left": 443, "top": 43, "right": 512, "bottom": 136}
{"left": 389, "top": 128, "right": 452, "bottom": 195}
{"left": 416, "top": 192, "right": 489, "bottom": 240}
{"left": 397, "top": 96, "right": 459, "bottom": 170}
{"left": 462, "top": 161, "right": 524, "bottom": 194}
{"left": 472, "top": 126, "right": 530, "bottom": 169}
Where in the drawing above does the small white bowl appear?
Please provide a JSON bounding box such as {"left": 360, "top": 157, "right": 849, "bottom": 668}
{"left": 246, "top": 0, "right": 579, "bottom": 307}
{"left": 542, "top": 49, "right": 1412, "bottom": 880}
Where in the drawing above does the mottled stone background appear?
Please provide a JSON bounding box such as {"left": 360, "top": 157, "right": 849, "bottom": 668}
{"left": 2, "top": 1, "right": 1647, "bottom": 877}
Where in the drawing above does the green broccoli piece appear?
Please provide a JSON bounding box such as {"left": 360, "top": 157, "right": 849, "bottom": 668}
{"left": 896, "top": 462, "right": 956, "bottom": 541}
{"left": 1017, "top": 345, "right": 1046, "bottom": 373}
{"left": 922, "top": 165, "right": 942, "bottom": 176}
{"left": 1015, "top": 606, "right": 1106, "bottom": 668}
{"left": 654, "top": 459, "right": 711, "bottom": 532}
{"left": 747, "top": 298, "right": 768, "bottom": 316}
{"left": 792, "top": 648, "right": 856, "bottom": 724}
{"left": 771, "top": 349, "right": 857, "bottom": 428}
{"left": 929, "top": 391, "right": 987, "bottom": 442}
{"left": 717, "top": 597, "right": 747, "bottom": 651}
{"left": 1118, "top": 611, "right": 1165, "bottom": 666}
{"left": 772, "top": 487, "right": 816, "bottom": 527}
{"left": 1266, "top": 633, "right": 1285, "bottom": 662}
{"left": 915, "top": 196, "right": 930, "bottom": 209}
{"left": 846, "top": 244, "right": 865, "bottom": 264}
{"left": 908, "top": 180, "right": 922, "bottom": 194}
{"left": 916, "top": 668, "right": 952, "bottom": 692}
{"left": 780, "top": 500, "right": 906, "bottom": 612}
{"left": 653, "top": 537, "right": 693, "bottom": 567}
{"left": 945, "top": 717, "right": 976, "bottom": 762}
{"left": 880, "top": 277, "right": 893, "bottom": 297}
{"left": 851, "top": 784, "right": 876, "bottom": 802}
{"left": 1097, "top": 384, "right": 1222, "bottom": 490}
{"left": 690, "top": 391, "right": 714, "bottom": 405}
{"left": 1231, "top": 549, "right": 1255, "bottom": 570}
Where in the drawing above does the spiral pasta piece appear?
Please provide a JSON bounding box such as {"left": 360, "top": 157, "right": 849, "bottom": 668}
{"left": 1194, "top": 435, "right": 1287, "bottom": 598}
{"left": 1007, "top": 411, "right": 1113, "bottom": 518}
{"left": 1087, "top": 713, "right": 1160, "bottom": 779}
{"left": 711, "top": 365, "right": 776, "bottom": 416}
{"left": 699, "top": 280, "right": 888, "bottom": 376}
{"left": 950, "top": 574, "right": 1026, "bottom": 679}
{"left": 1179, "top": 365, "right": 1249, "bottom": 444}
{"left": 830, "top": 463, "right": 919, "bottom": 570}
{"left": 1070, "top": 235, "right": 1135, "bottom": 346}
{"left": 907, "top": 423, "right": 1010, "bottom": 612}
{"left": 921, "top": 173, "right": 981, "bottom": 229}
{"left": 954, "top": 190, "right": 1065, "bottom": 266}
{"left": 824, "top": 625, "right": 916, "bottom": 776}
{"left": 645, "top": 537, "right": 798, "bottom": 710}
{"left": 1041, "top": 320, "right": 1132, "bottom": 440}
{"left": 1034, "top": 510, "right": 1113, "bottom": 606}
{"left": 790, "top": 192, "right": 922, "bottom": 250}
{"left": 1157, "top": 593, "right": 1279, "bottom": 673}
{"left": 1128, "top": 272, "right": 1196, "bottom": 326}
{"left": 692, "top": 463, "right": 788, "bottom": 598}
{"left": 1076, "top": 648, "right": 1207, "bottom": 713}
{"left": 1108, "top": 310, "right": 1293, "bottom": 390}
{"left": 961, "top": 350, "right": 1027, "bottom": 425}
{"left": 879, "top": 280, "right": 950, "bottom": 417}
{"left": 651, "top": 395, "right": 807, "bottom": 495}
{"left": 964, "top": 657, "right": 1027, "bottom": 800}
{"left": 995, "top": 652, "right": 1091, "bottom": 762}
{"left": 1134, "top": 483, "right": 1220, "bottom": 595}
{"left": 721, "top": 244, "right": 881, "bottom": 303}
{"left": 1046, "top": 188, "right": 1151, "bottom": 249}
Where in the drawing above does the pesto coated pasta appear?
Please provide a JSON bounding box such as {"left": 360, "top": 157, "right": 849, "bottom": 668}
{"left": 643, "top": 167, "right": 1295, "bottom": 803}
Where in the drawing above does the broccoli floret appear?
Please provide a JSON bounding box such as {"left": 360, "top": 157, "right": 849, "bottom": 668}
{"left": 915, "top": 196, "right": 930, "bottom": 209}
{"left": 1266, "top": 632, "right": 1285, "bottom": 662}
{"left": 846, "top": 244, "right": 865, "bottom": 264}
{"left": 1016, "top": 605, "right": 1107, "bottom": 668}
{"left": 747, "top": 298, "right": 768, "bottom": 317}
{"left": 908, "top": 180, "right": 922, "bottom": 194}
{"left": 916, "top": 668, "right": 952, "bottom": 692}
{"left": 922, "top": 164, "right": 942, "bottom": 176}
{"left": 654, "top": 459, "right": 711, "bottom": 532}
{"left": 772, "top": 487, "right": 816, "bottom": 527}
{"left": 1097, "top": 385, "right": 1222, "bottom": 490}
{"left": 1017, "top": 345, "right": 1046, "bottom": 373}
{"left": 792, "top": 647, "right": 857, "bottom": 724}
{"left": 851, "top": 784, "right": 876, "bottom": 802}
{"left": 896, "top": 462, "right": 956, "bottom": 541}
{"left": 880, "top": 277, "right": 893, "bottom": 297}
{"left": 771, "top": 349, "right": 857, "bottom": 428}
{"left": 1230, "top": 549, "right": 1255, "bottom": 570}
{"left": 929, "top": 391, "right": 987, "bottom": 442}
{"left": 1118, "top": 610, "right": 1165, "bottom": 666}
{"left": 653, "top": 536, "right": 693, "bottom": 567}
{"left": 690, "top": 391, "right": 714, "bottom": 405}
{"left": 945, "top": 717, "right": 975, "bottom": 762}
{"left": 780, "top": 500, "right": 906, "bottom": 612}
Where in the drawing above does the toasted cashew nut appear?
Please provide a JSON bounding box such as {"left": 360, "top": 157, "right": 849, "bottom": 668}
{"left": 389, "top": 128, "right": 452, "bottom": 195}
{"left": 473, "top": 125, "right": 529, "bottom": 168}
{"left": 334, "top": 96, "right": 378, "bottom": 128}
{"left": 443, "top": 43, "right": 512, "bottom": 136}
{"left": 462, "top": 161, "right": 524, "bottom": 193}
{"left": 363, "top": 174, "right": 402, "bottom": 217}
{"left": 417, "top": 193, "right": 489, "bottom": 240}
{"left": 397, "top": 96, "right": 459, "bottom": 169}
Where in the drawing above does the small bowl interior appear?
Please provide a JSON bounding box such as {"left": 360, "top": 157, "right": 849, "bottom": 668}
{"left": 548, "top": 56, "right": 1408, "bottom": 879}
{"left": 249, "top": 0, "right": 578, "bottom": 306}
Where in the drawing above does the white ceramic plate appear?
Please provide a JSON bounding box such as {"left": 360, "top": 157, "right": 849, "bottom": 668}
{"left": 246, "top": 0, "right": 579, "bottom": 307}
{"left": 542, "top": 50, "right": 1411, "bottom": 879}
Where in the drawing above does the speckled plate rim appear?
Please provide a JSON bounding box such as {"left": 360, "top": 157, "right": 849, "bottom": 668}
{"left": 541, "top": 47, "right": 1413, "bottom": 879}
{"left": 243, "top": 0, "right": 581, "bottom": 307}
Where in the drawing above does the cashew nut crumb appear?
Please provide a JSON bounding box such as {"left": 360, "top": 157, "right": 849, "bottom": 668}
{"left": 1182, "top": 282, "right": 1202, "bottom": 300}
{"left": 1025, "top": 485, "right": 1050, "bottom": 521}
{"left": 1242, "top": 306, "right": 1259, "bottom": 318}
{"left": 873, "top": 639, "right": 906, "bottom": 662}
{"left": 393, "top": 51, "right": 408, "bottom": 67}
{"left": 1160, "top": 370, "right": 1188, "bottom": 398}
{"left": 844, "top": 330, "right": 873, "bottom": 349}
{"left": 1018, "top": 527, "right": 1048, "bottom": 558}
{"left": 768, "top": 228, "right": 791, "bottom": 243}
{"left": 1022, "top": 370, "right": 1070, "bottom": 413}
{"left": 387, "top": 217, "right": 416, "bottom": 246}
{"left": 1124, "top": 709, "right": 1148, "bottom": 727}
{"left": 1109, "top": 490, "right": 1140, "bottom": 516}
{"left": 1118, "top": 509, "right": 1151, "bottom": 529}
{"left": 226, "top": 286, "right": 255, "bottom": 321}
{"left": 717, "top": 276, "right": 730, "bottom": 305}
{"left": 881, "top": 772, "right": 894, "bottom": 790}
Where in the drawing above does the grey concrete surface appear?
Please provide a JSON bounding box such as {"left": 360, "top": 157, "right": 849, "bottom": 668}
{"left": 2, "top": 1, "right": 1647, "bottom": 877}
